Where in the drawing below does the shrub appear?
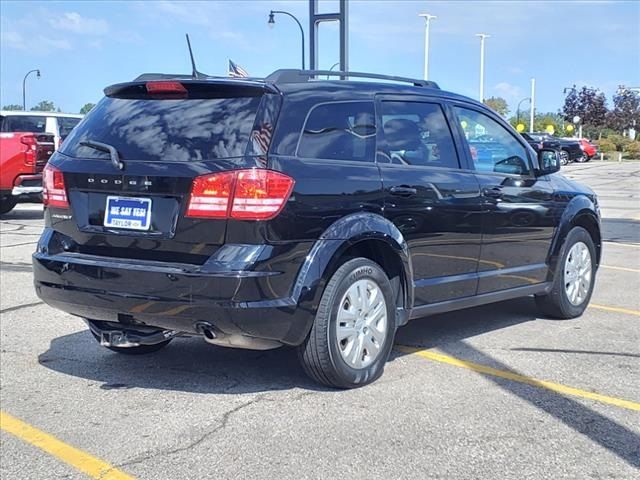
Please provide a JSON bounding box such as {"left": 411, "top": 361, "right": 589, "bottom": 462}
{"left": 607, "top": 134, "right": 631, "bottom": 151}
{"left": 595, "top": 139, "right": 616, "bottom": 153}
{"left": 624, "top": 141, "right": 640, "bottom": 159}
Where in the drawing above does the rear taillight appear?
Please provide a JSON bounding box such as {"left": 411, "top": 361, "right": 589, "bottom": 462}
{"left": 42, "top": 164, "right": 69, "bottom": 208}
{"left": 20, "top": 134, "right": 37, "bottom": 166}
{"left": 186, "top": 169, "right": 294, "bottom": 220}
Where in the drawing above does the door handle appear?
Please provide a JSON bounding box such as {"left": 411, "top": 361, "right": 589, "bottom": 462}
{"left": 389, "top": 186, "right": 417, "bottom": 197}
{"left": 482, "top": 187, "right": 503, "bottom": 199}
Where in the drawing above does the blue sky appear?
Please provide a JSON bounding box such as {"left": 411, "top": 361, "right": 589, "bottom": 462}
{"left": 1, "top": 0, "right": 638, "bottom": 115}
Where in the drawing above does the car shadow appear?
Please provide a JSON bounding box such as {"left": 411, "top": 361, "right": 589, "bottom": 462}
{"left": 601, "top": 217, "right": 640, "bottom": 244}
{"left": 38, "top": 296, "right": 640, "bottom": 467}
{"left": 0, "top": 206, "right": 44, "bottom": 221}
{"left": 39, "top": 297, "right": 540, "bottom": 395}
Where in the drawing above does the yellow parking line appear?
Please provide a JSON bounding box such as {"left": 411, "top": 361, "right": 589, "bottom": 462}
{"left": 0, "top": 411, "right": 135, "bottom": 480}
{"left": 396, "top": 346, "right": 640, "bottom": 412}
{"left": 589, "top": 303, "right": 640, "bottom": 317}
{"left": 600, "top": 265, "right": 640, "bottom": 273}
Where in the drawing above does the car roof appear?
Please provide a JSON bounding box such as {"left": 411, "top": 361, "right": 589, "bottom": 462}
{"left": 0, "top": 111, "right": 83, "bottom": 118}
{"left": 128, "top": 69, "right": 485, "bottom": 109}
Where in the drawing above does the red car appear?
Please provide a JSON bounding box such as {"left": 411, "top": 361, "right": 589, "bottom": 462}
{"left": 579, "top": 138, "right": 597, "bottom": 160}
{"left": 0, "top": 131, "right": 54, "bottom": 214}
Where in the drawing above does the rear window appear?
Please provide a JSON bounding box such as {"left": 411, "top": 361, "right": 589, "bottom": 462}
{"left": 1, "top": 115, "right": 47, "bottom": 133}
{"left": 60, "top": 95, "right": 262, "bottom": 162}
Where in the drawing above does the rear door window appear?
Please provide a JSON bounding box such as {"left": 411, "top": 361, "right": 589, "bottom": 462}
{"left": 1, "top": 115, "right": 47, "bottom": 133}
{"left": 378, "top": 101, "right": 459, "bottom": 168}
{"left": 297, "top": 101, "right": 376, "bottom": 162}
{"left": 60, "top": 93, "right": 263, "bottom": 162}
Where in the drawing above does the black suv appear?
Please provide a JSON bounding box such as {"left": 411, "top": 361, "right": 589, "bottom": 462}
{"left": 33, "top": 70, "right": 601, "bottom": 388}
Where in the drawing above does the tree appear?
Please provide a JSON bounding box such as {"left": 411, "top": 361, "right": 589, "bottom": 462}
{"left": 483, "top": 96, "right": 509, "bottom": 117}
{"left": 606, "top": 87, "right": 640, "bottom": 132}
{"left": 561, "top": 86, "right": 608, "bottom": 136}
{"left": 30, "top": 100, "right": 56, "bottom": 112}
{"left": 2, "top": 104, "right": 24, "bottom": 111}
{"left": 80, "top": 103, "right": 96, "bottom": 115}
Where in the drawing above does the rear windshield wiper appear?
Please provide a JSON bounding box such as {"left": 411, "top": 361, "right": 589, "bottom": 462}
{"left": 79, "top": 140, "right": 124, "bottom": 170}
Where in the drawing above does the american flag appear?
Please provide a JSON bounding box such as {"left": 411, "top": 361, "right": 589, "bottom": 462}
{"left": 228, "top": 60, "right": 249, "bottom": 78}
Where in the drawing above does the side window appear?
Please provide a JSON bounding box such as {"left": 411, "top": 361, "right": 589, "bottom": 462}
{"left": 297, "top": 101, "right": 376, "bottom": 162}
{"left": 1, "top": 115, "right": 46, "bottom": 133}
{"left": 454, "top": 106, "right": 531, "bottom": 175}
{"left": 57, "top": 117, "right": 82, "bottom": 140}
{"left": 378, "top": 101, "right": 459, "bottom": 169}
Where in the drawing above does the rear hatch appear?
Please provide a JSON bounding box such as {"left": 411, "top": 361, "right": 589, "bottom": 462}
{"left": 48, "top": 79, "right": 279, "bottom": 265}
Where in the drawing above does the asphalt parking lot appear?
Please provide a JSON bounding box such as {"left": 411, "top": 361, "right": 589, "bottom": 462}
{"left": 1, "top": 161, "right": 638, "bottom": 480}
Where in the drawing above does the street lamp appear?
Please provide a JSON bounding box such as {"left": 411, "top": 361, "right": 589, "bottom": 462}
{"left": 22, "top": 69, "right": 41, "bottom": 111}
{"left": 476, "top": 34, "right": 490, "bottom": 102}
{"left": 516, "top": 97, "right": 531, "bottom": 125}
{"left": 327, "top": 62, "right": 340, "bottom": 79}
{"left": 269, "top": 10, "right": 305, "bottom": 69}
{"left": 418, "top": 13, "right": 436, "bottom": 81}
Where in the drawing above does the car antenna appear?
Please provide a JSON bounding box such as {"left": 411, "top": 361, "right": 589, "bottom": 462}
{"left": 185, "top": 34, "right": 206, "bottom": 79}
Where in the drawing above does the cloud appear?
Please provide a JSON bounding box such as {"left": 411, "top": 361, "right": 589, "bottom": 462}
{"left": 494, "top": 82, "right": 524, "bottom": 101}
{"left": 49, "top": 12, "right": 109, "bottom": 35}
{"left": 1, "top": 29, "right": 70, "bottom": 53}
{"left": 0, "top": 31, "right": 26, "bottom": 50}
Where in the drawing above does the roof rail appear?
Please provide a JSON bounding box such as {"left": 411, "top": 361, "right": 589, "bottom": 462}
{"left": 265, "top": 69, "right": 439, "bottom": 89}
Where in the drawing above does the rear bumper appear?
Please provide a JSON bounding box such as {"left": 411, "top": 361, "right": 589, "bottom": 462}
{"left": 12, "top": 174, "right": 42, "bottom": 197}
{"left": 33, "top": 230, "right": 315, "bottom": 346}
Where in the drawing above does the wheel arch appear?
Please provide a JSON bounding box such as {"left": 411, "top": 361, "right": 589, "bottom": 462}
{"left": 284, "top": 213, "right": 413, "bottom": 344}
{"left": 548, "top": 195, "right": 601, "bottom": 277}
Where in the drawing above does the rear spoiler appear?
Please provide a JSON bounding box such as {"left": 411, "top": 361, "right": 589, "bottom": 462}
{"left": 104, "top": 79, "right": 279, "bottom": 97}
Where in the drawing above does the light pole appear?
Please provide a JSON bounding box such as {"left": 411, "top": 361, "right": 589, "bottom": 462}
{"left": 22, "top": 69, "right": 41, "bottom": 111}
{"left": 418, "top": 13, "right": 436, "bottom": 80}
{"left": 269, "top": 10, "right": 305, "bottom": 69}
{"left": 476, "top": 34, "right": 490, "bottom": 102}
{"left": 530, "top": 77, "right": 536, "bottom": 134}
{"left": 327, "top": 62, "right": 340, "bottom": 79}
{"left": 516, "top": 97, "right": 531, "bottom": 125}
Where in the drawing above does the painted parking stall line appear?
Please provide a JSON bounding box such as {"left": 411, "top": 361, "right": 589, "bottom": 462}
{"left": 0, "top": 411, "right": 136, "bottom": 480}
{"left": 396, "top": 346, "right": 640, "bottom": 412}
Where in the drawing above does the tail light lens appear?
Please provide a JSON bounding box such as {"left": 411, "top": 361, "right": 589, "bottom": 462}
{"left": 186, "top": 169, "right": 294, "bottom": 220}
{"left": 42, "top": 164, "right": 69, "bottom": 208}
{"left": 186, "top": 171, "right": 235, "bottom": 218}
{"left": 20, "top": 134, "right": 37, "bottom": 167}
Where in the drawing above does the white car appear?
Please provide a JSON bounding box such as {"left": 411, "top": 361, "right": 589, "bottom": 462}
{"left": 0, "top": 111, "right": 83, "bottom": 149}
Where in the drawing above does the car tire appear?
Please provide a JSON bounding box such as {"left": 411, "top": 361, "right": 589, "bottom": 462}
{"left": 0, "top": 197, "right": 17, "bottom": 215}
{"left": 298, "top": 257, "right": 396, "bottom": 389}
{"left": 535, "top": 226, "right": 596, "bottom": 319}
{"left": 90, "top": 331, "right": 172, "bottom": 355}
{"left": 559, "top": 151, "right": 569, "bottom": 166}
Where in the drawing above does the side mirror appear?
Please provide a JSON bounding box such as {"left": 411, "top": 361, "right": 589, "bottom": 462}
{"left": 537, "top": 148, "right": 561, "bottom": 176}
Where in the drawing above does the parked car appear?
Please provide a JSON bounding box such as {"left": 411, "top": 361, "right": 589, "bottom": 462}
{"left": 0, "top": 111, "right": 83, "bottom": 150}
{"left": 529, "top": 132, "right": 586, "bottom": 164}
{"left": 576, "top": 138, "right": 597, "bottom": 160}
{"left": 520, "top": 132, "right": 569, "bottom": 165}
{"left": 0, "top": 131, "right": 55, "bottom": 214}
{"left": 33, "top": 70, "right": 601, "bottom": 388}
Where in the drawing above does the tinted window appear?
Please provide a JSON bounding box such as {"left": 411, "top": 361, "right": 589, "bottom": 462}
{"left": 1, "top": 115, "right": 47, "bottom": 133}
{"left": 57, "top": 117, "right": 82, "bottom": 140}
{"left": 454, "top": 106, "right": 531, "bottom": 175}
{"left": 378, "top": 101, "right": 459, "bottom": 169}
{"left": 297, "top": 101, "right": 376, "bottom": 162}
{"left": 60, "top": 95, "right": 262, "bottom": 162}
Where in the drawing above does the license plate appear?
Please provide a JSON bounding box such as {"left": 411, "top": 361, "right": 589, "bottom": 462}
{"left": 104, "top": 196, "right": 152, "bottom": 231}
